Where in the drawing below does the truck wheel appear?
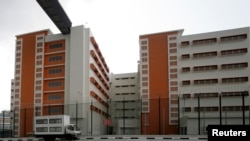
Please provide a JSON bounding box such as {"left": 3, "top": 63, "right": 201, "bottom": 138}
{"left": 43, "top": 136, "right": 56, "bottom": 141}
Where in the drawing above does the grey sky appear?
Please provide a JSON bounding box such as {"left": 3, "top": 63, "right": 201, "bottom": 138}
{"left": 1, "top": 0, "right": 250, "bottom": 111}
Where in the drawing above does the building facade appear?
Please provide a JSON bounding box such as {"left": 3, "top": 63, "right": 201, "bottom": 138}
{"left": 109, "top": 73, "right": 140, "bottom": 135}
{"left": 178, "top": 27, "right": 250, "bottom": 135}
{"left": 0, "top": 111, "right": 11, "bottom": 137}
{"left": 139, "top": 27, "right": 250, "bottom": 135}
{"left": 11, "top": 25, "right": 110, "bottom": 137}
{"left": 139, "top": 30, "right": 183, "bottom": 134}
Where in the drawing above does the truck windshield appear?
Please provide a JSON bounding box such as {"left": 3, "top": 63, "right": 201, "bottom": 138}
{"left": 67, "top": 125, "right": 74, "bottom": 131}
{"left": 67, "top": 125, "right": 80, "bottom": 131}
{"left": 74, "top": 125, "right": 80, "bottom": 131}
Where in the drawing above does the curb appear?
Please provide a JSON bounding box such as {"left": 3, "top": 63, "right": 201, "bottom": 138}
{"left": 82, "top": 136, "right": 208, "bottom": 140}
{"left": 0, "top": 139, "right": 44, "bottom": 141}
{"left": 0, "top": 136, "right": 208, "bottom": 141}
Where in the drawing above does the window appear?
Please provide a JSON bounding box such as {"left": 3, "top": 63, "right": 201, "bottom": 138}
{"left": 170, "top": 48, "right": 177, "bottom": 53}
{"left": 50, "top": 127, "right": 62, "bottom": 132}
{"left": 142, "top": 58, "right": 147, "bottom": 62}
{"left": 49, "top": 118, "right": 62, "bottom": 124}
{"left": 16, "top": 40, "right": 22, "bottom": 45}
{"left": 182, "top": 80, "right": 190, "bottom": 85}
{"left": 170, "top": 68, "right": 177, "bottom": 73}
{"left": 48, "top": 81, "right": 62, "bottom": 87}
{"left": 36, "top": 119, "right": 48, "bottom": 124}
{"left": 36, "top": 36, "right": 43, "bottom": 40}
{"left": 141, "top": 64, "right": 148, "bottom": 69}
{"left": 170, "top": 56, "right": 177, "bottom": 60}
{"left": 194, "top": 93, "right": 219, "bottom": 98}
{"left": 221, "top": 48, "right": 247, "bottom": 56}
{"left": 221, "top": 62, "right": 248, "bottom": 69}
{"left": 182, "top": 67, "right": 190, "bottom": 72}
{"left": 37, "top": 48, "right": 43, "bottom": 53}
{"left": 169, "top": 43, "right": 177, "bottom": 48}
{"left": 182, "top": 94, "right": 191, "bottom": 98}
{"left": 49, "top": 106, "right": 63, "bottom": 114}
{"left": 37, "top": 55, "right": 42, "bottom": 60}
{"left": 170, "top": 81, "right": 178, "bottom": 85}
{"left": 193, "top": 51, "right": 217, "bottom": 58}
{"left": 142, "top": 70, "right": 148, "bottom": 74}
{"left": 48, "top": 94, "right": 62, "bottom": 100}
{"left": 49, "top": 56, "right": 63, "bottom": 62}
{"left": 170, "top": 74, "right": 177, "bottom": 78}
{"left": 49, "top": 43, "right": 63, "bottom": 49}
{"left": 223, "top": 106, "right": 249, "bottom": 111}
{"left": 170, "top": 61, "right": 177, "bottom": 66}
{"left": 222, "top": 77, "right": 248, "bottom": 83}
{"left": 16, "top": 46, "right": 21, "bottom": 51}
{"left": 181, "top": 41, "right": 189, "bottom": 47}
{"left": 36, "top": 60, "right": 42, "bottom": 65}
{"left": 141, "top": 52, "right": 147, "bottom": 57}
{"left": 142, "top": 77, "right": 148, "bottom": 81}
{"left": 141, "top": 40, "right": 147, "bottom": 45}
{"left": 184, "top": 107, "right": 191, "bottom": 112}
{"left": 220, "top": 34, "right": 247, "bottom": 42}
{"left": 193, "top": 38, "right": 217, "bottom": 45}
{"left": 169, "top": 37, "right": 177, "bottom": 40}
{"left": 37, "top": 42, "right": 43, "bottom": 47}
{"left": 142, "top": 89, "right": 148, "bottom": 93}
{"left": 181, "top": 54, "right": 190, "bottom": 59}
{"left": 36, "top": 127, "right": 48, "bottom": 132}
{"left": 194, "top": 79, "right": 218, "bottom": 84}
{"left": 194, "top": 107, "right": 219, "bottom": 112}
{"left": 141, "top": 46, "right": 147, "bottom": 50}
{"left": 142, "top": 82, "right": 148, "bottom": 86}
{"left": 221, "top": 91, "right": 249, "bottom": 97}
{"left": 170, "top": 87, "right": 178, "bottom": 91}
{"left": 49, "top": 68, "right": 62, "bottom": 74}
{"left": 193, "top": 65, "right": 217, "bottom": 72}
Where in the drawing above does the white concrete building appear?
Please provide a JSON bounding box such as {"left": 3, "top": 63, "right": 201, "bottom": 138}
{"left": 109, "top": 73, "right": 140, "bottom": 135}
{"left": 11, "top": 25, "right": 110, "bottom": 137}
{"left": 178, "top": 27, "right": 250, "bottom": 135}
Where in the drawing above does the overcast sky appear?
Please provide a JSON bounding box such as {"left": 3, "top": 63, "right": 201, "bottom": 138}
{"left": 1, "top": 0, "right": 250, "bottom": 111}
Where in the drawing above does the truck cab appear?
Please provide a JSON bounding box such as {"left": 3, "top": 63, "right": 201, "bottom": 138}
{"left": 65, "top": 124, "right": 81, "bottom": 139}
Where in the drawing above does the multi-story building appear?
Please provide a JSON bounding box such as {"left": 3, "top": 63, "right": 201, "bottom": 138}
{"left": 0, "top": 111, "right": 11, "bottom": 137}
{"left": 139, "top": 27, "right": 250, "bottom": 135}
{"left": 178, "top": 27, "right": 250, "bottom": 135}
{"left": 11, "top": 25, "right": 110, "bottom": 137}
{"left": 10, "top": 0, "right": 110, "bottom": 137}
{"left": 139, "top": 30, "right": 182, "bottom": 134}
{"left": 109, "top": 73, "right": 140, "bottom": 135}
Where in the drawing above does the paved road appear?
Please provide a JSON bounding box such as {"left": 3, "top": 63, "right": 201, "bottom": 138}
{"left": 0, "top": 135, "right": 208, "bottom": 141}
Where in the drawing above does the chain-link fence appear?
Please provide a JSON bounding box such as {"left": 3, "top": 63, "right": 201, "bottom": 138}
{"left": 7, "top": 96, "right": 250, "bottom": 137}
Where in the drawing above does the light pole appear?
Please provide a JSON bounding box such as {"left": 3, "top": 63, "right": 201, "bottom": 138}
{"left": 76, "top": 101, "right": 78, "bottom": 127}
{"left": 242, "top": 91, "right": 246, "bottom": 125}
{"left": 198, "top": 94, "right": 200, "bottom": 135}
{"left": 76, "top": 91, "right": 82, "bottom": 128}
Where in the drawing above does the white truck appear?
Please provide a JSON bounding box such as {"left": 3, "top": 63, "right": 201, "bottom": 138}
{"left": 34, "top": 115, "right": 81, "bottom": 141}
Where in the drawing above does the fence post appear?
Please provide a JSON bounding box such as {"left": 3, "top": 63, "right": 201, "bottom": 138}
{"left": 178, "top": 95, "right": 180, "bottom": 134}
{"left": 123, "top": 97, "right": 125, "bottom": 135}
{"left": 242, "top": 91, "right": 245, "bottom": 125}
{"left": 91, "top": 101, "right": 93, "bottom": 136}
{"left": 12, "top": 109, "right": 15, "bottom": 137}
{"left": 140, "top": 98, "right": 143, "bottom": 135}
{"left": 76, "top": 101, "right": 78, "bottom": 127}
{"left": 158, "top": 96, "right": 161, "bottom": 134}
{"left": 219, "top": 94, "right": 222, "bottom": 125}
{"left": 2, "top": 111, "right": 5, "bottom": 137}
{"left": 198, "top": 95, "right": 200, "bottom": 135}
